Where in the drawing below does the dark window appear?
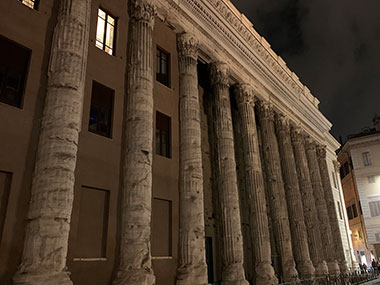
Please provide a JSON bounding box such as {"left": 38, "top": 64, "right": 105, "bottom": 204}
{"left": 337, "top": 201, "right": 343, "bottom": 220}
{"left": 340, "top": 166, "right": 345, "bottom": 179}
{"left": 96, "top": 8, "right": 116, "bottom": 55}
{"left": 368, "top": 176, "right": 376, "bottom": 184}
{"left": 205, "top": 236, "right": 214, "bottom": 284}
{"left": 332, "top": 171, "right": 337, "bottom": 188}
{"left": 352, "top": 203, "right": 358, "bottom": 218}
{"left": 19, "top": 0, "right": 38, "bottom": 9}
{"left": 363, "top": 152, "right": 372, "bottom": 167}
{"left": 88, "top": 81, "right": 114, "bottom": 138}
{"left": 359, "top": 200, "right": 363, "bottom": 215}
{"left": 369, "top": 201, "right": 380, "bottom": 217}
{"left": 156, "top": 111, "right": 171, "bottom": 158}
{"left": 347, "top": 206, "right": 353, "bottom": 220}
{"left": 343, "top": 162, "right": 350, "bottom": 176}
{"left": 0, "top": 36, "right": 30, "bottom": 108}
{"left": 156, "top": 47, "right": 170, "bottom": 87}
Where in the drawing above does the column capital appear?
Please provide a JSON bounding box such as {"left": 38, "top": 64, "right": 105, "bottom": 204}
{"left": 333, "top": 160, "right": 341, "bottom": 172}
{"left": 258, "top": 101, "right": 274, "bottom": 120}
{"left": 177, "top": 32, "right": 199, "bottom": 60}
{"left": 210, "top": 61, "right": 230, "bottom": 87}
{"left": 275, "top": 113, "right": 290, "bottom": 132}
{"left": 304, "top": 136, "right": 318, "bottom": 151}
{"left": 290, "top": 125, "right": 304, "bottom": 143}
{"left": 129, "top": 0, "right": 156, "bottom": 27}
{"left": 234, "top": 83, "right": 255, "bottom": 106}
{"left": 316, "top": 145, "right": 327, "bottom": 159}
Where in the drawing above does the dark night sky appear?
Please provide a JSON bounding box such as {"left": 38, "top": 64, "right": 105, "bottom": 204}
{"left": 230, "top": 0, "right": 380, "bottom": 141}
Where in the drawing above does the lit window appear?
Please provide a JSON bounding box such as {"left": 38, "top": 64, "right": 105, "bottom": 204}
{"left": 368, "top": 176, "right": 376, "bottom": 184}
{"left": 20, "top": 0, "right": 38, "bottom": 9}
{"left": 156, "top": 47, "right": 170, "bottom": 87}
{"left": 88, "top": 81, "right": 114, "bottom": 138}
{"left": 156, "top": 111, "right": 171, "bottom": 158}
{"left": 96, "top": 8, "right": 116, "bottom": 55}
{"left": 0, "top": 36, "right": 30, "bottom": 108}
{"left": 363, "top": 152, "right": 372, "bottom": 167}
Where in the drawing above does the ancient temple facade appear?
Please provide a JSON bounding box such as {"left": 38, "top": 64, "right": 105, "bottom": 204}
{"left": 0, "top": 0, "right": 354, "bottom": 284}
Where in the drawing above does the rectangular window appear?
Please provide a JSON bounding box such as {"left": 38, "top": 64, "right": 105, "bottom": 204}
{"left": 205, "top": 236, "right": 214, "bottom": 284}
{"left": 368, "top": 175, "right": 376, "bottom": 184}
{"left": 347, "top": 206, "right": 353, "bottom": 220}
{"left": 0, "top": 36, "right": 30, "bottom": 108}
{"left": 0, "top": 171, "right": 12, "bottom": 243}
{"left": 343, "top": 162, "right": 350, "bottom": 176}
{"left": 20, "top": 0, "right": 38, "bottom": 9}
{"left": 352, "top": 203, "right": 358, "bottom": 218}
{"left": 369, "top": 201, "right": 380, "bottom": 217}
{"left": 156, "top": 111, "right": 171, "bottom": 158}
{"left": 156, "top": 47, "right": 170, "bottom": 87}
{"left": 363, "top": 152, "right": 372, "bottom": 166}
{"left": 88, "top": 81, "right": 114, "bottom": 138}
{"left": 337, "top": 201, "right": 343, "bottom": 219}
{"left": 152, "top": 198, "right": 172, "bottom": 257}
{"left": 96, "top": 8, "right": 116, "bottom": 55}
{"left": 340, "top": 166, "right": 345, "bottom": 179}
{"left": 359, "top": 200, "right": 363, "bottom": 215}
{"left": 332, "top": 171, "right": 337, "bottom": 188}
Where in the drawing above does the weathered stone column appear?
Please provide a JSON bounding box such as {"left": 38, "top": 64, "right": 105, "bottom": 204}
{"left": 12, "top": 1, "right": 91, "bottom": 284}
{"left": 316, "top": 145, "right": 349, "bottom": 274}
{"left": 176, "top": 33, "right": 208, "bottom": 285}
{"left": 290, "top": 127, "right": 329, "bottom": 277}
{"left": 233, "top": 84, "right": 277, "bottom": 285}
{"left": 257, "top": 102, "right": 299, "bottom": 283}
{"left": 275, "top": 114, "right": 315, "bottom": 280}
{"left": 209, "top": 62, "right": 248, "bottom": 285}
{"left": 305, "top": 139, "right": 340, "bottom": 276}
{"left": 113, "top": 0, "right": 156, "bottom": 284}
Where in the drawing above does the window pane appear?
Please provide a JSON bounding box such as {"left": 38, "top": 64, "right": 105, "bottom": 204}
{"left": 96, "top": 17, "right": 106, "bottom": 44}
{"left": 21, "top": 0, "right": 36, "bottom": 9}
{"left": 105, "top": 24, "right": 114, "bottom": 49}
{"left": 105, "top": 46, "right": 113, "bottom": 55}
{"left": 98, "top": 9, "right": 106, "bottom": 20}
{"left": 107, "top": 15, "right": 115, "bottom": 26}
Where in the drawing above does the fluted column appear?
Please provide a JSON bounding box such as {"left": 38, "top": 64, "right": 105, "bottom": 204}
{"left": 257, "top": 102, "right": 298, "bottom": 283}
{"left": 176, "top": 33, "right": 208, "bottom": 285}
{"left": 12, "top": 1, "right": 91, "bottom": 284}
{"left": 275, "top": 114, "right": 315, "bottom": 280}
{"left": 317, "top": 146, "right": 349, "bottom": 274}
{"left": 113, "top": 1, "right": 156, "bottom": 284}
{"left": 305, "top": 139, "right": 340, "bottom": 276}
{"left": 209, "top": 62, "right": 248, "bottom": 285}
{"left": 234, "top": 84, "right": 277, "bottom": 285}
{"left": 290, "top": 127, "right": 328, "bottom": 277}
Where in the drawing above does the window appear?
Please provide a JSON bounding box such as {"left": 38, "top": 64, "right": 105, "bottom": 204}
{"left": 156, "top": 47, "right": 170, "bottom": 86}
{"left": 343, "top": 162, "right": 350, "bottom": 175}
{"left": 369, "top": 201, "right": 380, "bottom": 217}
{"left": 332, "top": 171, "right": 337, "bottom": 188}
{"left": 151, "top": 198, "right": 172, "bottom": 257}
{"left": 96, "top": 8, "right": 116, "bottom": 55}
{"left": 19, "top": 0, "right": 38, "bottom": 9}
{"left": 363, "top": 152, "right": 372, "bottom": 167}
{"left": 346, "top": 206, "right": 353, "bottom": 220}
{"left": 156, "top": 111, "right": 171, "bottom": 158}
{"left": 352, "top": 203, "right": 358, "bottom": 218}
{"left": 337, "top": 201, "right": 343, "bottom": 219}
{"left": 0, "top": 36, "right": 30, "bottom": 108}
{"left": 205, "top": 237, "right": 214, "bottom": 283}
{"left": 368, "top": 175, "right": 376, "bottom": 184}
{"left": 88, "top": 81, "right": 114, "bottom": 138}
{"left": 359, "top": 200, "right": 363, "bottom": 215}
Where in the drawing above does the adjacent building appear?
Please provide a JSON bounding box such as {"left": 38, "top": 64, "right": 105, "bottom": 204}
{"left": 0, "top": 0, "right": 354, "bottom": 284}
{"left": 338, "top": 115, "right": 380, "bottom": 266}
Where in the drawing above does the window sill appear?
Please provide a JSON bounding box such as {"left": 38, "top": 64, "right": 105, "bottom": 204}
{"left": 155, "top": 80, "right": 174, "bottom": 92}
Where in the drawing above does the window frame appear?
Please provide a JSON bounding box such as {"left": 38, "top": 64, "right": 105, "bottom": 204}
{"left": 156, "top": 46, "right": 170, "bottom": 87}
{"left": 155, "top": 111, "right": 171, "bottom": 158}
{"left": 20, "top": 0, "right": 39, "bottom": 10}
{"left": 362, "top": 151, "right": 372, "bottom": 167}
{"left": 95, "top": 8, "right": 117, "bottom": 56}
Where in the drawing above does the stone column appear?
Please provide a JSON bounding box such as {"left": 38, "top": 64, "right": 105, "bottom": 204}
{"left": 305, "top": 138, "right": 340, "bottom": 276}
{"left": 113, "top": 0, "right": 156, "bottom": 284}
{"left": 234, "top": 84, "right": 277, "bottom": 285}
{"left": 209, "top": 62, "right": 248, "bottom": 285}
{"left": 176, "top": 33, "right": 208, "bottom": 285}
{"left": 12, "top": 1, "right": 91, "bottom": 284}
{"left": 316, "top": 145, "right": 349, "bottom": 274}
{"left": 257, "top": 102, "right": 298, "bottom": 283}
{"left": 290, "top": 127, "right": 329, "bottom": 277}
{"left": 275, "top": 114, "right": 315, "bottom": 280}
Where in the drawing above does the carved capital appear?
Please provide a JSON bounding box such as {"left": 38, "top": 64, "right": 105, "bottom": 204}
{"left": 275, "top": 113, "right": 290, "bottom": 132}
{"left": 333, "top": 160, "right": 341, "bottom": 172}
{"left": 316, "top": 145, "right": 327, "bottom": 159}
{"left": 210, "top": 62, "right": 230, "bottom": 87}
{"left": 234, "top": 83, "right": 255, "bottom": 106}
{"left": 304, "top": 136, "right": 317, "bottom": 151}
{"left": 290, "top": 125, "right": 304, "bottom": 143}
{"left": 258, "top": 101, "right": 274, "bottom": 120}
{"left": 129, "top": 0, "right": 156, "bottom": 27}
{"left": 177, "top": 32, "right": 199, "bottom": 60}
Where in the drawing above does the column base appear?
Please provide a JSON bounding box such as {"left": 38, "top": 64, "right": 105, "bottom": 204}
{"left": 327, "top": 260, "right": 340, "bottom": 276}
{"left": 297, "top": 260, "right": 316, "bottom": 280}
{"left": 314, "top": 260, "right": 329, "bottom": 276}
{"left": 113, "top": 268, "right": 155, "bottom": 285}
{"left": 13, "top": 271, "right": 72, "bottom": 285}
{"left": 255, "top": 262, "right": 278, "bottom": 285}
{"left": 338, "top": 260, "right": 350, "bottom": 274}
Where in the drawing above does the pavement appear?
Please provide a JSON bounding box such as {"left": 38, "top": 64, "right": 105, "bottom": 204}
{"left": 362, "top": 278, "right": 380, "bottom": 284}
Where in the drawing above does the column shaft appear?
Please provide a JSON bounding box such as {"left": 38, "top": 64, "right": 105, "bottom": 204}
{"left": 305, "top": 140, "right": 340, "bottom": 276}
{"left": 317, "top": 146, "right": 349, "bottom": 274}
{"left": 275, "top": 115, "right": 315, "bottom": 280}
{"left": 13, "top": 1, "right": 91, "bottom": 284}
{"left": 290, "top": 127, "right": 328, "bottom": 277}
{"left": 234, "top": 84, "right": 277, "bottom": 285}
{"left": 257, "top": 103, "right": 298, "bottom": 283}
{"left": 176, "top": 33, "right": 208, "bottom": 285}
{"left": 209, "top": 62, "right": 248, "bottom": 285}
{"left": 113, "top": 1, "right": 156, "bottom": 284}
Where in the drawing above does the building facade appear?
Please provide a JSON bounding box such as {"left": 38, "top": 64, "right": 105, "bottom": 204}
{"left": 338, "top": 116, "right": 380, "bottom": 266}
{"left": 0, "top": 0, "right": 353, "bottom": 284}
